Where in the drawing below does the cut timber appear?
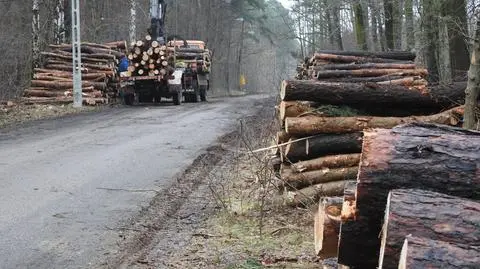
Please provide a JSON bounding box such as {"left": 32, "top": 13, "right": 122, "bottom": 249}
{"left": 279, "top": 101, "right": 320, "bottom": 121}
{"left": 285, "top": 106, "right": 463, "bottom": 136}
{"left": 337, "top": 123, "right": 480, "bottom": 268}
{"left": 280, "top": 80, "right": 470, "bottom": 109}
{"left": 31, "top": 80, "right": 104, "bottom": 90}
{"left": 292, "top": 153, "right": 361, "bottom": 173}
{"left": 284, "top": 133, "right": 363, "bottom": 163}
{"left": 286, "top": 180, "right": 354, "bottom": 207}
{"left": 316, "top": 69, "right": 427, "bottom": 79}
{"left": 313, "top": 50, "right": 416, "bottom": 61}
{"left": 316, "top": 63, "right": 417, "bottom": 71}
{"left": 379, "top": 189, "right": 480, "bottom": 269}
{"left": 282, "top": 166, "right": 358, "bottom": 189}
{"left": 276, "top": 131, "right": 291, "bottom": 145}
{"left": 24, "top": 90, "right": 67, "bottom": 98}
{"left": 314, "top": 197, "right": 342, "bottom": 258}
{"left": 337, "top": 181, "right": 357, "bottom": 267}
{"left": 312, "top": 53, "right": 414, "bottom": 64}
{"left": 399, "top": 235, "right": 480, "bottom": 269}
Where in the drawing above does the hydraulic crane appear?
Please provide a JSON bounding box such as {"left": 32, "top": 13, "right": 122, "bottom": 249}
{"left": 149, "top": 0, "right": 167, "bottom": 44}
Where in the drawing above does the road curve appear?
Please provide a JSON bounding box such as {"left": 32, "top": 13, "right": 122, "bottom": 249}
{"left": 0, "top": 95, "right": 266, "bottom": 269}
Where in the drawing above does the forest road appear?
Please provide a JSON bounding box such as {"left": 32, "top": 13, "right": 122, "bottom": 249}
{"left": 0, "top": 95, "right": 267, "bottom": 269}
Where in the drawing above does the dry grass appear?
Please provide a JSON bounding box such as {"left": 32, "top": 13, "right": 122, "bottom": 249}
{"left": 0, "top": 103, "right": 99, "bottom": 128}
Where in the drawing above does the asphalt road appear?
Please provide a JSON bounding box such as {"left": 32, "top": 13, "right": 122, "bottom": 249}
{"left": 0, "top": 95, "right": 265, "bottom": 269}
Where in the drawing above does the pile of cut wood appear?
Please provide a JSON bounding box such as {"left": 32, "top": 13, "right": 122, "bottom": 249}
{"left": 170, "top": 46, "right": 212, "bottom": 74}
{"left": 127, "top": 35, "right": 173, "bottom": 77}
{"left": 272, "top": 50, "right": 480, "bottom": 268}
{"left": 24, "top": 41, "right": 127, "bottom": 105}
{"left": 126, "top": 36, "right": 212, "bottom": 77}
{"left": 295, "top": 50, "right": 424, "bottom": 84}
{"left": 318, "top": 123, "right": 480, "bottom": 268}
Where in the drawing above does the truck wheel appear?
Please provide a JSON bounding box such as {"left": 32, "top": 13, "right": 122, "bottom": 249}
{"left": 173, "top": 91, "right": 182, "bottom": 105}
{"left": 124, "top": 94, "right": 134, "bottom": 106}
{"left": 200, "top": 87, "right": 207, "bottom": 102}
{"left": 192, "top": 91, "right": 199, "bottom": 103}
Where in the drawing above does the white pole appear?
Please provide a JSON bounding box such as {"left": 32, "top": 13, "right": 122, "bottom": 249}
{"left": 32, "top": 0, "right": 40, "bottom": 68}
{"left": 129, "top": 0, "right": 136, "bottom": 44}
{"left": 71, "top": 0, "right": 82, "bottom": 107}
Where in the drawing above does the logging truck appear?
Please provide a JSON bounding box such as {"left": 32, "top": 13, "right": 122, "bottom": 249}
{"left": 118, "top": 0, "right": 211, "bottom": 106}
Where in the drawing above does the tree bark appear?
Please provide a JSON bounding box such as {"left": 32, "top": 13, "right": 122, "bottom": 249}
{"left": 286, "top": 106, "right": 463, "bottom": 136}
{"left": 337, "top": 122, "right": 480, "bottom": 268}
{"left": 312, "top": 53, "right": 413, "bottom": 64}
{"left": 378, "top": 189, "right": 480, "bottom": 269}
{"left": 279, "top": 101, "right": 320, "bottom": 122}
{"left": 398, "top": 235, "right": 480, "bottom": 269}
{"left": 315, "top": 197, "right": 342, "bottom": 258}
{"left": 31, "top": 80, "right": 106, "bottom": 90}
{"left": 463, "top": 19, "right": 480, "bottom": 130}
{"left": 285, "top": 180, "right": 354, "bottom": 207}
{"left": 314, "top": 50, "right": 416, "bottom": 61}
{"left": 316, "top": 68, "right": 427, "bottom": 79}
{"left": 284, "top": 133, "right": 363, "bottom": 163}
{"left": 316, "top": 63, "right": 417, "bottom": 71}
{"left": 292, "top": 153, "right": 361, "bottom": 173}
{"left": 280, "top": 80, "right": 469, "bottom": 109}
{"left": 282, "top": 166, "right": 358, "bottom": 190}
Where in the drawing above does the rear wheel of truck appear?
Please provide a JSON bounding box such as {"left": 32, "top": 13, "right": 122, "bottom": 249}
{"left": 124, "top": 94, "right": 134, "bottom": 106}
{"left": 200, "top": 86, "right": 207, "bottom": 102}
{"left": 173, "top": 91, "right": 182, "bottom": 105}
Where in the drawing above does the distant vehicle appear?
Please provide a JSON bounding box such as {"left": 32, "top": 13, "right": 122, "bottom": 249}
{"left": 118, "top": 1, "right": 211, "bottom": 106}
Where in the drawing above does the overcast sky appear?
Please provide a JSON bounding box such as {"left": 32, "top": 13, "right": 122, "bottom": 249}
{"left": 277, "top": 0, "right": 294, "bottom": 9}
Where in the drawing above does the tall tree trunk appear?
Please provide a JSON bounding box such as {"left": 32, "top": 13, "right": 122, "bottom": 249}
{"left": 353, "top": 1, "right": 368, "bottom": 51}
{"left": 129, "top": 0, "right": 136, "bottom": 44}
{"left": 384, "top": 0, "right": 394, "bottom": 50}
{"left": 464, "top": 19, "right": 480, "bottom": 130}
{"left": 442, "top": 0, "right": 470, "bottom": 73}
{"left": 438, "top": 17, "right": 452, "bottom": 83}
{"left": 422, "top": 0, "right": 440, "bottom": 82}
{"left": 404, "top": 0, "right": 414, "bottom": 50}
{"left": 331, "top": 0, "right": 344, "bottom": 50}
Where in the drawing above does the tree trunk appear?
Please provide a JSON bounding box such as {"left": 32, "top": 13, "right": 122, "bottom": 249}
{"left": 422, "top": 0, "right": 440, "bottom": 82}
{"left": 279, "top": 101, "right": 320, "bottom": 122}
{"left": 312, "top": 53, "right": 413, "bottom": 64}
{"left": 353, "top": 1, "right": 368, "bottom": 51}
{"left": 384, "top": 0, "right": 394, "bottom": 50}
{"left": 284, "top": 133, "right": 363, "bottom": 163}
{"left": 285, "top": 106, "right": 463, "bottom": 136}
{"left": 337, "top": 122, "right": 480, "bottom": 268}
{"left": 280, "top": 80, "right": 469, "bottom": 109}
{"left": 442, "top": 0, "right": 470, "bottom": 73}
{"left": 464, "top": 19, "right": 480, "bottom": 130}
{"left": 316, "top": 68, "right": 427, "bottom": 79}
{"left": 31, "top": 80, "right": 106, "bottom": 90}
{"left": 331, "top": 1, "right": 344, "bottom": 50}
{"left": 404, "top": 0, "right": 414, "bottom": 50}
{"left": 285, "top": 181, "right": 354, "bottom": 207}
{"left": 316, "top": 63, "right": 417, "bottom": 70}
{"left": 398, "top": 235, "right": 480, "bottom": 269}
{"left": 292, "top": 153, "right": 361, "bottom": 173}
{"left": 315, "top": 197, "right": 342, "bottom": 258}
{"left": 282, "top": 166, "right": 358, "bottom": 190}
{"left": 378, "top": 189, "right": 480, "bottom": 269}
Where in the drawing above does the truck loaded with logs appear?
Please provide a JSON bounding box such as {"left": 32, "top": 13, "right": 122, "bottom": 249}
{"left": 119, "top": 0, "right": 212, "bottom": 106}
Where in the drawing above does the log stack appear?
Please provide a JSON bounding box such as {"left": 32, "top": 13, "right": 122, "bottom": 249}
{"left": 276, "top": 52, "right": 466, "bottom": 208}
{"left": 23, "top": 41, "right": 127, "bottom": 105}
{"left": 127, "top": 36, "right": 174, "bottom": 77}
{"left": 270, "top": 50, "right": 480, "bottom": 267}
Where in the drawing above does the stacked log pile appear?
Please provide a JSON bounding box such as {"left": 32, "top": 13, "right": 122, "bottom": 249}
{"left": 127, "top": 36, "right": 173, "bottom": 77}
{"left": 269, "top": 50, "right": 480, "bottom": 267}
{"left": 126, "top": 36, "right": 212, "bottom": 77}
{"left": 275, "top": 52, "right": 467, "bottom": 209}
{"left": 169, "top": 46, "right": 212, "bottom": 73}
{"left": 24, "top": 41, "right": 127, "bottom": 105}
